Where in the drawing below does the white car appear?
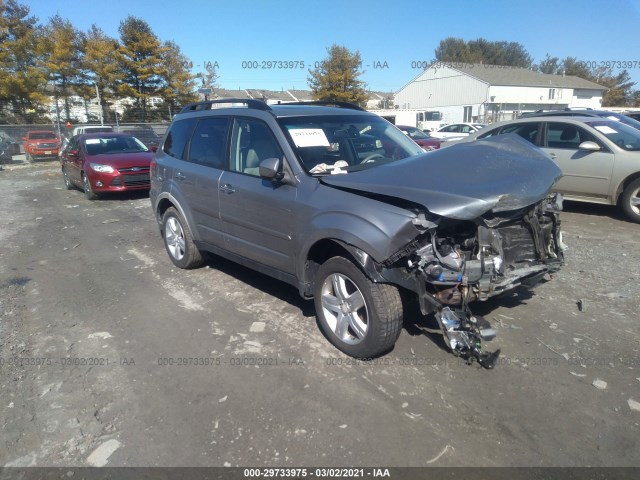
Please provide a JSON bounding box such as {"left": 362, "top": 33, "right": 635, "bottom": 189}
{"left": 430, "top": 123, "right": 487, "bottom": 139}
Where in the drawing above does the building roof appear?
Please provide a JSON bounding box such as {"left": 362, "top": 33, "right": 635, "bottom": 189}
{"left": 287, "top": 90, "right": 314, "bottom": 101}
{"left": 450, "top": 63, "right": 606, "bottom": 90}
{"left": 213, "top": 89, "right": 252, "bottom": 99}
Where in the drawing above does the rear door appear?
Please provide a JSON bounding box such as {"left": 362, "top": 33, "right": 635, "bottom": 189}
{"left": 218, "top": 117, "right": 297, "bottom": 275}
{"left": 541, "top": 122, "right": 615, "bottom": 199}
{"left": 63, "top": 136, "right": 82, "bottom": 184}
{"left": 166, "top": 116, "right": 230, "bottom": 247}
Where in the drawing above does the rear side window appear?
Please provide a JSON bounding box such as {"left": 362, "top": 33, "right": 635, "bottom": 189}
{"left": 500, "top": 123, "right": 540, "bottom": 144}
{"left": 188, "top": 117, "right": 230, "bottom": 168}
{"left": 163, "top": 118, "right": 197, "bottom": 159}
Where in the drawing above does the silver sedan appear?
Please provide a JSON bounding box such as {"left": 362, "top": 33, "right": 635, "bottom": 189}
{"left": 450, "top": 116, "right": 640, "bottom": 222}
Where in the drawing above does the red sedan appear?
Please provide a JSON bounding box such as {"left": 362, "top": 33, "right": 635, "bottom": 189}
{"left": 396, "top": 125, "right": 441, "bottom": 150}
{"left": 60, "top": 132, "right": 154, "bottom": 200}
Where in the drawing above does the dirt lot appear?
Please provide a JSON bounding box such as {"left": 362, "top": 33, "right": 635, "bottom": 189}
{"left": 1, "top": 161, "right": 639, "bottom": 468}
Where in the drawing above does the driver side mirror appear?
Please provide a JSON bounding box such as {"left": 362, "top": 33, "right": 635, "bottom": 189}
{"left": 578, "top": 141, "right": 601, "bottom": 152}
{"left": 259, "top": 157, "right": 284, "bottom": 181}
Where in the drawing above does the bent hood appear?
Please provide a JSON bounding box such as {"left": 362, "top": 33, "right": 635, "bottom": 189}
{"left": 320, "top": 134, "right": 562, "bottom": 220}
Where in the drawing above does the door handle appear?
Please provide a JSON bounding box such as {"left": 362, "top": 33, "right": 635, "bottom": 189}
{"left": 548, "top": 153, "right": 556, "bottom": 159}
{"left": 219, "top": 184, "right": 235, "bottom": 194}
{"left": 175, "top": 171, "right": 186, "bottom": 181}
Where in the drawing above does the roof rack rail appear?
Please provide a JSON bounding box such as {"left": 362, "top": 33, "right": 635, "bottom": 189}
{"left": 179, "top": 98, "right": 272, "bottom": 113}
{"left": 281, "top": 101, "right": 365, "bottom": 111}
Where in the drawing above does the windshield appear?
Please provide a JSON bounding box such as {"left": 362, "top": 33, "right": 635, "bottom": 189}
{"left": 84, "top": 135, "right": 149, "bottom": 155}
{"left": 596, "top": 112, "right": 640, "bottom": 131}
{"left": 590, "top": 121, "right": 640, "bottom": 151}
{"left": 30, "top": 132, "right": 57, "bottom": 140}
{"left": 124, "top": 130, "right": 159, "bottom": 141}
{"left": 401, "top": 126, "right": 431, "bottom": 140}
{"left": 278, "top": 115, "right": 424, "bottom": 175}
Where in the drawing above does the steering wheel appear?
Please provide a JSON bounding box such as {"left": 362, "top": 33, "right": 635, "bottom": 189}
{"left": 360, "top": 153, "right": 385, "bottom": 164}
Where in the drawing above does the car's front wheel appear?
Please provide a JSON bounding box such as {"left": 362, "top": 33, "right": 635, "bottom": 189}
{"left": 82, "top": 173, "right": 98, "bottom": 200}
{"left": 62, "top": 166, "right": 74, "bottom": 190}
{"left": 314, "top": 256, "right": 403, "bottom": 358}
{"left": 161, "top": 207, "right": 204, "bottom": 269}
{"left": 621, "top": 178, "right": 640, "bottom": 223}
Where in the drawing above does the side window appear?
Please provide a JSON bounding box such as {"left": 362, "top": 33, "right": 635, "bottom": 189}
{"left": 500, "top": 123, "right": 540, "bottom": 144}
{"left": 163, "top": 118, "right": 197, "bottom": 160}
{"left": 546, "top": 122, "right": 599, "bottom": 149}
{"left": 477, "top": 127, "right": 500, "bottom": 139}
{"left": 69, "top": 136, "right": 79, "bottom": 151}
{"left": 230, "top": 119, "right": 283, "bottom": 176}
{"left": 188, "top": 117, "right": 230, "bottom": 168}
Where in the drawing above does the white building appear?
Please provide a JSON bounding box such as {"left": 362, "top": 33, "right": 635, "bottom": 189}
{"left": 394, "top": 63, "right": 607, "bottom": 124}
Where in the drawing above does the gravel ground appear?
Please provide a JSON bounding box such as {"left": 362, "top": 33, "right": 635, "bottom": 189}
{"left": 0, "top": 162, "right": 639, "bottom": 468}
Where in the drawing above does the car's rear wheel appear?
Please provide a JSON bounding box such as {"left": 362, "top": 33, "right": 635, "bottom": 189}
{"left": 314, "top": 256, "right": 403, "bottom": 358}
{"left": 162, "top": 207, "right": 204, "bottom": 269}
{"left": 621, "top": 178, "right": 640, "bottom": 223}
{"left": 62, "top": 167, "right": 74, "bottom": 190}
{"left": 82, "top": 173, "right": 98, "bottom": 200}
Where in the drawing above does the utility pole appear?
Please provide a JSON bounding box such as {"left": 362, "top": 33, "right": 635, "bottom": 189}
{"left": 52, "top": 81, "right": 61, "bottom": 138}
{"left": 95, "top": 83, "right": 104, "bottom": 125}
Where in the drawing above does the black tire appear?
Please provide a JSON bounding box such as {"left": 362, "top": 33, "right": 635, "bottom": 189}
{"left": 161, "top": 207, "right": 204, "bottom": 269}
{"left": 314, "top": 256, "right": 403, "bottom": 358}
{"left": 82, "top": 173, "right": 98, "bottom": 200}
{"left": 620, "top": 178, "right": 640, "bottom": 223}
{"left": 62, "top": 166, "right": 74, "bottom": 190}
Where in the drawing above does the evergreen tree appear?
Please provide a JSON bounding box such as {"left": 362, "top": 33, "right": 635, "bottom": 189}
{"left": 39, "top": 15, "right": 83, "bottom": 121}
{"left": 308, "top": 44, "right": 368, "bottom": 106}
{"left": 81, "top": 25, "right": 124, "bottom": 123}
{"left": 117, "top": 16, "right": 166, "bottom": 122}
{"left": 0, "top": 0, "right": 47, "bottom": 122}
{"left": 159, "top": 41, "right": 198, "bottom": 115}
{"left": 435, "top": 37, "right": 533, "bottom": 68}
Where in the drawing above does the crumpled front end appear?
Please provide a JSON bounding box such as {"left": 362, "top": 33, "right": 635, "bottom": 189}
{"left": 378, "top": 193, "right": 566, "bottom": 368}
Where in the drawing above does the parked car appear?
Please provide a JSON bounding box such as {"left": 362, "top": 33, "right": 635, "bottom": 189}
{"left": 0, "top": 131, "right": 21, "bottom": 165}
{"left": 71, "top": 125, "right": 114, "bottom": 136}
{"left": 430, "top": 123, "right": 487, "bottom": 139}
{"left": 396, "top": 125, "right": 441, "bottom": 150}
{"left": 60, "top": 132, "right": 154, "bottom": 200}
{"left": 520, "top": 109, "right": 640, "bottom": 131}
{"left": 0, "top": 131, "right": 21, "bottom": 155}
{"left": 622, "top": 111, "right": 640, "bottom": 122}
{"left": 120, "top": 128, "right": 161, "bottom": 151}
{"left": 451, "top": 116, "right": 640, "bottom": 222}
{"left": 150, "top": 99, "right": 565, "bottom": 367}
{"left": 22, "top": 130, "right": 61, "bottom": 162}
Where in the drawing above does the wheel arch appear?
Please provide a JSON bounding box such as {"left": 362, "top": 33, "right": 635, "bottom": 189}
{"left": 299, "top": 238, "right": 388, "bottom": 298}
{"left": 153, "top": 192, "right": 197, "bottom": 240}
{"left": 614, "top": 171, "right": 640, "bottom": 204}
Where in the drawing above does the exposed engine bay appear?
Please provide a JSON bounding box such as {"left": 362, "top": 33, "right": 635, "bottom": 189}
{"left": 360, "top": 193, "right": 567, "bottom": 369}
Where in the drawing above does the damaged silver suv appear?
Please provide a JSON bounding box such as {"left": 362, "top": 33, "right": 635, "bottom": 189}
{"left": 150, "top": 99, "right": 566, "bottom": 368}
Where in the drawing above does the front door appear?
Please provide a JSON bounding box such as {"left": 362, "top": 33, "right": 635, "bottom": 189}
{"left": 218, "top": 118, "right": 297, "bottom": 275}
{"left": 542, "top": 122, "right": 615, "bottom": 199}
